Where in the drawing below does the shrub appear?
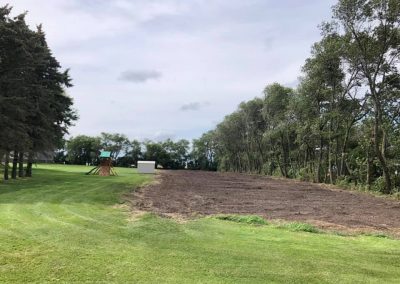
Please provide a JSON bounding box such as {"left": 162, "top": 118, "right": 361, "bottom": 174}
{"left": 335, "top": 176, "right": 352, "bottom": 189}
{"left": 278, "top": 222, "right": 319, "bottom": 233}
{"left": 392, "top": 187, "right": 400, "bottom": 200}
{"left": 371, "top": 176, "right": 386, "bottom": 193}
{"left": 296, "top": 168, "right": 314, "bottom": 182}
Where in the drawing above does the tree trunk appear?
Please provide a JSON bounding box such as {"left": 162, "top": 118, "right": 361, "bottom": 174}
{"left": 366, "top": 149, "right": 373, "bottom": 188}
{"left": 18, "top": 152, "right": 24, "bottom": 177}
{"left": 256, "top": 138, "right": 265, "bottom": 169}
{"left": 26, "top": 152, "right": 34, "bottom": 178}
{"left": 316, "top": 136, "right": 323, "bottom": 183}
{"left": 11, "top": 150, "right": 18, "bottom": 179}
{"left": 280, "top": 135, "right": 289, "bottom": 178}
{"left": 373, "top": 105, "right": 391, "bottom": 194}
{"left": 324, "top": 149, "right": 330, "bottom": 183}
{"left": 276, "top": 154, "right": 285, "bottom": 177}
{"left": 4, "top": 151, "right": 10, "bottom": 180}
{"left": 327, "top": 134, "right": 333, "bottom": 184}
{"left": 339, "top": 125, "right": 351, "bottom": 177}
{"left": 334, "top": 135, "right": 339, "bottom": 178}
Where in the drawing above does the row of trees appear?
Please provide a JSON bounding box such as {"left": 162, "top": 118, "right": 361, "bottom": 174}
{"left": 0, "top": 5, "right": 76, "bottom": 180}
{"left": 195, "top": 0, "right": 400, "bottom": 194}
{"left": 58, "top": 132, "right": 220, "bottom": 171}
{"left": 58, "top": 133, "right": 190, "bottom": 170}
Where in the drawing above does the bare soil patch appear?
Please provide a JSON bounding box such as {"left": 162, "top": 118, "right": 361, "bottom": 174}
{"left": 131, "top": 170, "right": 400, "bottom": 235}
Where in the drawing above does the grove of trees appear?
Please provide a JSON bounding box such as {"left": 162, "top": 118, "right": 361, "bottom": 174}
{"left": 194, "top": 0, "right": 400, "bottom": 194}
{"left": 59, "top": 133, "right": 190, "bottom": 170}
{"left": 0, "top": 5, "right": 76, "bottom": 180}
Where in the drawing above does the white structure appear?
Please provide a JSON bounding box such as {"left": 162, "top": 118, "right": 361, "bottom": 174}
{"left": 137, "top": 161, "right": 156, "bottom": 174}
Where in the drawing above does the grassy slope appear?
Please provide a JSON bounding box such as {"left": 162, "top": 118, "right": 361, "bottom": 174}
{"left": 0, "top": 165, "right": 399, "bottom": 283}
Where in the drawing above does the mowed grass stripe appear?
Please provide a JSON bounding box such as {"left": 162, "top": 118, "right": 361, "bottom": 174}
{"left": 0, "top": 164, "right": 399, "bottom": 283}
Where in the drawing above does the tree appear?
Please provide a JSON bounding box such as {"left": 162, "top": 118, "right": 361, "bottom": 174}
{"left": 190, "top": 131, "right": 218, "bottom": 171}
{"left": 66, "top": 136, "right": 101, "bottom": 165}
{"left": 194, "top": 0, "right": 400, "bottom": 194}
{"left": 0, "top": 6, "right": 31, "bottom": 179}
{"left": 333, "top": 0, "right": 400, "bottom": 193}
{"left": 116, "top": 140, "right": 142, "bottom": 167}
{"left": 24, "top": 26, "right": 76, "bottom": 177}
{"left": 142, "top": 139, "right": 190, "bottom": 169}
{"left": 263, "top": 83, "right": 294, "bottom": 177}
{"left": 0, "top": 5, "right": 76, "bottom": 179}
{"left": 100, "top": 133, "right": 130, "bottom": 160}
{"left": 162, "top": 139, "right": 190, "bottom": 169}
{"left": 143, "top": 141, "right": 169, "bottom": 168}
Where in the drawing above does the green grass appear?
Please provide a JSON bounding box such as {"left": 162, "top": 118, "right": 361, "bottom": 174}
{"left": 275, "top": 222, "right": 320, "bottom": 233}
{"left": 1, "top": 165, "right": 400, "bottom": 283}
{"left": 215, "top": 214, "right": 268, "bottom": 225}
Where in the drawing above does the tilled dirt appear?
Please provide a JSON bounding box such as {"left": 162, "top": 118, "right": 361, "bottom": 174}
{"left": 131, "top": 170, "right": 400, "bottom": 235}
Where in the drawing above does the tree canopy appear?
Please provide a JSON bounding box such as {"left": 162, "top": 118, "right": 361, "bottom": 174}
{"left": 194, "top": 0, "right": 400, "bottom": 194}
{"left": 0, "top": 5, "right": 76, "bottom": 180}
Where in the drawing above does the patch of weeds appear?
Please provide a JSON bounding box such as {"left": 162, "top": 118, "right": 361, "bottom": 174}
{"left": 296, "top": 167, "right": 314, "bottom": 182}
{"left": 215, "top": 214, "right": 268, "bottom": 225}
{"left": 391, "top": 188, "right": 400, "bottom": 200}
{"left": 335, "top": 176, "right": 352, "bottom": 189}
{"left": 278, "top": 222, "right": 320, "bottom": 233}
{"left": 362, "top": 232, "right": 391, "bottom": 239}
{"left": 371, "top": 177, "right": 386, "bottom": 193}
{"left": 332, "top": 231, "right": 351, "bottom": 237}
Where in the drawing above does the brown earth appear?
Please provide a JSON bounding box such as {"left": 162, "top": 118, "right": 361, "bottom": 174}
{"left": 131, "top": 170, "right": 400, "bottom": 235}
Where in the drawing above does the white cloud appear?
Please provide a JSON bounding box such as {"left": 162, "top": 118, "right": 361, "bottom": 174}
{"left": 180, "top": 102, "right": 210, "bottom": 111}
{"left": 119, "top": 70, "right": 162, "bottom": 83}
{"left": 7, "top": 0, "right": 337, "bottom": 141}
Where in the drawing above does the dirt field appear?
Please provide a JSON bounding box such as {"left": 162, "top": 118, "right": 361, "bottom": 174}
{"left": 132, "top": 170, "right": 400, "bottom": 235}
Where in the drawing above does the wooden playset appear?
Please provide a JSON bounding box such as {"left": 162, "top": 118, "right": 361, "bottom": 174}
{"left": 86, "top": 151, "right": 117, "bottom": 176}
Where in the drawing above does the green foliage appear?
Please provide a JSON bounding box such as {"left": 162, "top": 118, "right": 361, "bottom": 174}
{"left": 277, "top": 222, "right": 320, "bottom": 233}
{"left": 59, "top": 135, "right": 191, "bottom": 170}
{"left": 0, "top": 5, "right": 76, "bottom": 179}
{"left": 189, "top": 130, "right": 218, "bottom": 171}
{"left": 392, "top": 191, "right": 400, "bottom": 200}
{"left": 117, "top": 139, "right": 142, "bottom": 167}
{"left": 215, "top": 214, "right": 268, "bottom": 225}
{"left": 195, "top": 0, "right": 400, "bottom": 194}
{"left": 66, "top": 135, "right": 102, "bottom": 165}
{"left": 335, "top": 176, "right": 352, "bottom": 188}
{"left": 332, "top": 0, "right": 400, "bottom": 193}
{"left": 143, "top": 139, "right": 190, "bottom": 169}
{"left": 372, "top": 176, "right": 387, "bottom": 193}
{"left": 297, "top": 168, "right": 314, "bottom": 182}
{"left": 100, "top": 132, "right": 130, "bottom": 160}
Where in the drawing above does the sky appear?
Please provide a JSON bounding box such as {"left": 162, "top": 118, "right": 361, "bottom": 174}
{"left": 8, "top": 0, "right": 337, "bottom": 141}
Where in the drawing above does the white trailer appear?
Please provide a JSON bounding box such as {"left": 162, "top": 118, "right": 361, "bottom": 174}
{"left": 137, "top": 161, "right": 156, "bottom": 174}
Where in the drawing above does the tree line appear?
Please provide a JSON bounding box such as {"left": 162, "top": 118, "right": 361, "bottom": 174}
{"left": 195, "top": 0, "right": 400, "bottom": 194}
{"left": 0, "top": 5, "right": 76, "bottom": 180}
{"left": 56, "top": 133, "right": 218, "bottom": 171}
{"left": 57, "top": 133, "right": 190, "bottom": 170}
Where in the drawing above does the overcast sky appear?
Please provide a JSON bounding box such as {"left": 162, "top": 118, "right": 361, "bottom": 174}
{"left": 8, "top": 0, "right": 336, "bottom": 141}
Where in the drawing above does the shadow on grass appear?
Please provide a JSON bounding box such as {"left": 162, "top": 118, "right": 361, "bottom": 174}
{"left": 0, "top": 167, "right": 147, "bottom": 206}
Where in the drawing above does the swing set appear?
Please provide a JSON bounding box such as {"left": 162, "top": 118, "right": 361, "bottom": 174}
{"left": 86, "top": 151, "right": 117, "bottom": 176}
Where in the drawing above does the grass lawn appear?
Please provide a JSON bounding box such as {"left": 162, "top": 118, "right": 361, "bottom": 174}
{"left": 0, "top": 165, "right": 399, "bottom": 283}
